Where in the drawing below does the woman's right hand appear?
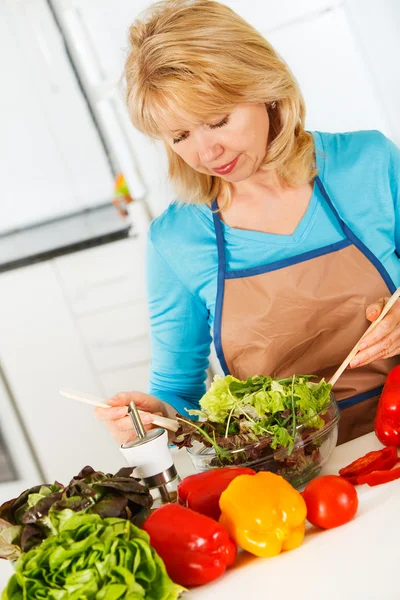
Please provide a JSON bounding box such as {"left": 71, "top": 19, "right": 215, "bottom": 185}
{"left": 94, "top": 391, "right": 168, "bottom": 446}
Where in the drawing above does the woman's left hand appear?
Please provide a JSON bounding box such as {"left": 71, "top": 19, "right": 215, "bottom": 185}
{"left": 350, "top": 297, "right": 400, "bottom": 368}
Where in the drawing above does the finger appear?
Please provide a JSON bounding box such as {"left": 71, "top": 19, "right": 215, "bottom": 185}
{"left": 350, "top": 332, "right": 399, "bottom": 367}
{"left": 138, "top": 409, "right": 156, "bottom": 421}
{"left": 95, "top": 405, "right": 128, "bottom": 421}
{"left": 107, "top": 391, "right": 159, "bottom": 412}
{"left": 113, "top": 415, "right": 135, "bottom": 432}
{"left": 128, "top": 392, "right": 162, "bottom": 411}
{"left": 97, "top": 407, "right": 155, "bottom": 427}
{"left": 107, "top": 392, "right": 135, "bottom": 407}
{"left": 113, "top": 417, "right": 155, "bottom": 434}
{"left": 358, "top": 311, "right": 400, "bottom": 351}
{"left": 365, "top": 297, "right": 387, "bottom": 322}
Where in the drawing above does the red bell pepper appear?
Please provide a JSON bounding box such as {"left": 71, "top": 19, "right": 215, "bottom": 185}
{"left": 142, "top": 503, "right": 237, "bottom": 587}
{"left": 375, "top": 365, "right": 400, "bottom": 447}
{"left": 356, "top": 466, "right": 400, "bottom": 487}
{"left": 178, "top": 467, "right": 255, "bottom": 520}
{"left": 339, "top": 446, "right": 398, "bottom": 480}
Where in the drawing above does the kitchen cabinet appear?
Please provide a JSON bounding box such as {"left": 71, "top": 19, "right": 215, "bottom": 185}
{"left": 0, "top": 261, "right": 122, "bottom": 483}
{"left": 53, "top": 235, "right": 152, "bottom": 394}
{"left": 53, "top": 236, "right": 147, "bottom": 316}
{"left": 0, "top": 235, "right": 150, "bottom": 484}
{"left": 75, "top": 303, "right": 150, "bottom": 371}
{"left": 99, "top": 364, "right": 150, "bottom": 398}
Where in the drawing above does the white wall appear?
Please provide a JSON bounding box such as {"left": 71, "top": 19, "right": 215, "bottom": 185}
{"left": 345, "top": 0, "right": 400, "bottom": 143}
{"left": 53, "top": 0, "right": 400, "bottom": 218}
{"left": 0, "top": 0, "right": 114, "bottom": 234}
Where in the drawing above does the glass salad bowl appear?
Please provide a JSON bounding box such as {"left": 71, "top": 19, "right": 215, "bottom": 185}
{"left": 186, "top": 394, "right": 340, "bottom": 489}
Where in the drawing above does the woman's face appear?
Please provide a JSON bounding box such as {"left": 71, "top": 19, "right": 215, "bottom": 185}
{"left": 163, "top": 103, "right": 270, "bottom": 182}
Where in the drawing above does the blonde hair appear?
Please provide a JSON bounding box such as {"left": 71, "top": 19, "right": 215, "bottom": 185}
{"left": 124, "top": 0, "right": 317, "bottom": 205}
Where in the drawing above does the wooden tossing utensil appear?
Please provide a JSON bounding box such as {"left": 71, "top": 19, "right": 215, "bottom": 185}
{"left": 59, "top": 388, "right": 180, "bottom": 433}
{"left": 328, "top": 287, "right": 400, "bottom": 388}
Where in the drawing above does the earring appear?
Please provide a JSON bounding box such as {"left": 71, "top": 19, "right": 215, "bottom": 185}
{"left": 270, "top": 101, "right": 277, "bottom": 109}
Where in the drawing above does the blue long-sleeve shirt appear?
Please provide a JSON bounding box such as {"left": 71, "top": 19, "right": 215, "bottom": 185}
{"left": 146, "top": 130, "right": 400, "bottom": 414}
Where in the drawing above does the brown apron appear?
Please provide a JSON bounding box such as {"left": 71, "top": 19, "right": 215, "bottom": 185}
{"left": 212, "top": 176, "right": 399, "bottom": 445}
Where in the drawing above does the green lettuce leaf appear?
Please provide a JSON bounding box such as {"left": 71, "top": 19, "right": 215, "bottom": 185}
{"left": 0, "top": 520, "right": 21, "bottom": 562}
{"left": 197, "top": 375, "right": 242, "bottom": 423}
{"left": 269, "top": 425, "right": 295, "bottom": 450}
{"left": 253, "top": 390, "right": 286, "bottom": 416}
{"left": 2, "top": 512, "right": 185, "bottom": 600}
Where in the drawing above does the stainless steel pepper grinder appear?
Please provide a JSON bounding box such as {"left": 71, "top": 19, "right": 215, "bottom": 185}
{"left": 119, "top": 401, "right": 180, "bottom": 505}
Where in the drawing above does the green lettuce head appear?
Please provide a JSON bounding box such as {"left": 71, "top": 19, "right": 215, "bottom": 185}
{"left": 2, "top": 511, "right": 184, "bottom": 600}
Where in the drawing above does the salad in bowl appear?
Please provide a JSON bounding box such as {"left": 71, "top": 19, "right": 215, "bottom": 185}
{"left": 173, "top": 374, "right": 340, "bottom": 488}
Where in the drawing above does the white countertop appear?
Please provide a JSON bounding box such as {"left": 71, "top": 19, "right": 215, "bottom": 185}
{"left": 1, "top": 433, "right": 399, "bottom": 599}
{"left": 174, "top": 433, "right": 400, "bottom": 600}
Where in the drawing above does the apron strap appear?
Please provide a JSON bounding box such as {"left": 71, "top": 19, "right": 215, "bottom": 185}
{"left": 211, "top": 199, "right": 229, "bottom": 375}
{"left": 315, "top": 177, "right": 396, "bottom": 293}
{"left": 211, "top": 199, "right": 226, "bottom": 274}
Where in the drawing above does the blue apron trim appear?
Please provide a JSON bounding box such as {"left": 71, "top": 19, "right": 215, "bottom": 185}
{"left": 211, "top": 199, "right": 225, "bottom": 272}
{"left": 315, "top": 177, "right": 396, "bottom": 294}
{"left": 338, "top": 385, "right": 383, "bottom": 410}
{"left": 226, "top": 239, "right": 351, "bottom": 279}
{"left": 211, "top": 200, "right": 230, "bottom": 375}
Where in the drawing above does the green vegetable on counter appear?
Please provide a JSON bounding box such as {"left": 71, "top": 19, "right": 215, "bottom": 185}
{"left": 0, "top": 466, "right": 152, "bottom": 561}
{"left": 2, "top": 511, "right": 185, "bottom": 600}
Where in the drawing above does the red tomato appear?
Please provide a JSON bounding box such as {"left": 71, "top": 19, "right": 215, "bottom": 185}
{"left": 302, "top": 475, "right": 358, "bottom": 529}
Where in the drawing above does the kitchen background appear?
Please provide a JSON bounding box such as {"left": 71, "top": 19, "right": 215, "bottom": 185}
{"left": 0, "top": 0, "right": 399, "bottom": 511}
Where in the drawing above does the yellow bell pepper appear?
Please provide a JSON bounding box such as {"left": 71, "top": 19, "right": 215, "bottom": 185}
{"left": 219, "top": 472, "right": 307, "bottom": 558}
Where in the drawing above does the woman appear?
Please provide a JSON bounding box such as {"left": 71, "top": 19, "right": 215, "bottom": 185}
{"left": 96, "top": 0, "right": 400, "bottom": 446}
